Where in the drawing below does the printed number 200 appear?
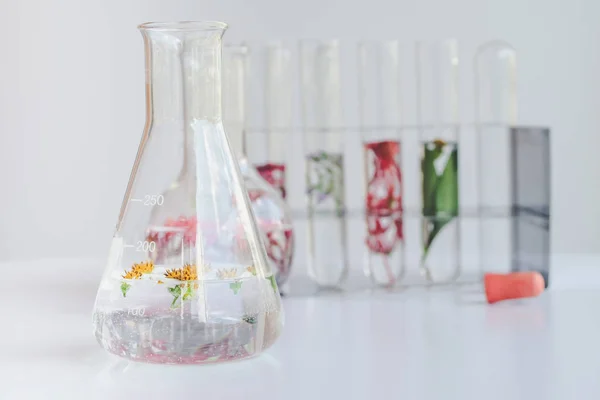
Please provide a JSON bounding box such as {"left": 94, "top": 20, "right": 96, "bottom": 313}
{"left": 136, "top": 241, "right": 156, "bottom": 252}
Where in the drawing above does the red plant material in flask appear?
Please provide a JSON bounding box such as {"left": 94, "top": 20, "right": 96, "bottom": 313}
{"left": 365, "top": 140, "right": 403, "bottom": 256}
{"left": 139, "top": 335, "right": 250, "bottom": 365}
{"left": 147, "top": 215, "right": 258, "bottom": 263}
{"left": 144, "top": 188, "right": 293, "bottom": 282}
{"left": 146, "top": 217, "right": 199, "bottom": 262}
{"left": 256, "top": 163, "right": 287, "bottom": 200}
{"left": 123, "top": 309, "right": 255, "bottom": 364}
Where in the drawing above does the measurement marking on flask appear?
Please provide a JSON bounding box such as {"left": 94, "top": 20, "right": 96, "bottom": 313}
{"left": 123, "top": 244, "right": 135, "bottom": 248}
{"left": 127, "top": 307, "right": 146, "bottom": 316}
{"left": 130, "top": 195, "right": 164, "bottom": 206}
{"left": 145, "top": 195, "right": 164, "bottom": 206}
{"left": 136, "top": 241, "right": 156, "bottom": 252}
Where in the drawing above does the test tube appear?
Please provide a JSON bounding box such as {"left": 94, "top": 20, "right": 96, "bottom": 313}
{"left": 222, "top": 44, "right": 249, "bottom": 160}
{"left": 509, "top": 126, "right": 551, "bottom": 288}
{"left": 474, "top": 41, "right": 517, "bottom": 276}
{"left": 474, "top": 42, "right": 551, "bottom": 287}
{"left": 259, "top": 42, "right": 293, "bottom": 200}
{"left": 299, "top": 40, "right": 348, "bottom": 288}
{"left": 357, "top": 41, "right": 405, "bottom": 287}
{"left": 415, "top": 39, "right": 460, "bottom": 283}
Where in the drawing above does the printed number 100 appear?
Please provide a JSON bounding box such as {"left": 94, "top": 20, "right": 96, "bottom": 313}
{"left": 128, "top": 308, "right": 145, "bottom": 316}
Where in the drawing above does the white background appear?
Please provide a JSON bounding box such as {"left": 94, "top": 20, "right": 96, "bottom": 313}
{"left": 1, "top": 0, "right": 599, "bottom": 264}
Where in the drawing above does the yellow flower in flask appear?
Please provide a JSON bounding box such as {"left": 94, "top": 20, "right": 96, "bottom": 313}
{"left": 132, "top": 260, "right": 154, "bottom": 274}
{"left": 120, "top": 260, "right": 155, "bottom": 297}
{"left": 164, "top": 264, "right": 198, "bottom": 281}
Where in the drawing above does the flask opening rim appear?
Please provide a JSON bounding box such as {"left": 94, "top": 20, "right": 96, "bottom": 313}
{"left": 138, "top": 21, "right": 228, "bottom": 32}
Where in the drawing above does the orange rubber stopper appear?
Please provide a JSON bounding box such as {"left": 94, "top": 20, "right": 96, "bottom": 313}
{"left": 484, "top": 272, "right": 545, "bottom": 304}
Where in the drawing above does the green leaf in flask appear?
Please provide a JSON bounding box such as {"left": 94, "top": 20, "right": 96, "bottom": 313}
{"left": 120, "top": 282, "right": 131, "bottom": 298}
{"left": 229, "top": 280, "right": 243, "bottom": 295}
{"left": 168, "top": 285, "right": 182, "bottom": 308}
{"left": 182, "top": 283, "right": 195, "bottom": 301}
{"left": 267, "top": 275, "right": 278, "bottom": 293}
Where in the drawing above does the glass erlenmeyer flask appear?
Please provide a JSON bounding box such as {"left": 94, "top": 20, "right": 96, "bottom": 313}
{"left": 223, "top": 44, "right": 295, "bottom": 290}
{"left": 92, "top": 21, "right": 283, "bottom": 365}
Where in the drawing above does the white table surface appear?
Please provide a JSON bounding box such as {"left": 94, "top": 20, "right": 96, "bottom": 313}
{"left": 1, "top": 257, "right": 600, "bottom": 400}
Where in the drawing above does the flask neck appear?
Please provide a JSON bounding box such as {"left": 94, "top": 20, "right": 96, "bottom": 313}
{"left": 225, "top": 124, "right": 247, "bottom": 161}
{"left": 222, "top": 45, "right": 248, "bottom": 160}
{"left": 140, "top": 24, "right": 227, "bottom": 183}
{"left": 142, "top": 27, "right": 225, "bottom": 126}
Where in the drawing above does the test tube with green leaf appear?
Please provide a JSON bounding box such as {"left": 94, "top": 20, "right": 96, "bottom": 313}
{"left": 416, "top": 39, "right": 461, "bottom": 283}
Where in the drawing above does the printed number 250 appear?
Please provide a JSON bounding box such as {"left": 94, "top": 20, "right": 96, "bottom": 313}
{"left": 144, "top": 195, "right": 164, "bottom": 206}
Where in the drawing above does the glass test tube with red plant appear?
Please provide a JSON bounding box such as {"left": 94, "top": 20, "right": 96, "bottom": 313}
{"left": 358, "top": 41, "right": 406, "bottom": 286}
{"left": 254, "top": 42, "right": 293, "bottom": 202}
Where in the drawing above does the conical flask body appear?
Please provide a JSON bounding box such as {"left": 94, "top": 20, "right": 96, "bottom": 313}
{"left": 240, "top": 159, "right": 294, "bottom": 287}
{"left": 92, "top": 22, "right": 283, "bottom": 365}
{"left": 221, "top": 44, "right": 294, "bottom": 288}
